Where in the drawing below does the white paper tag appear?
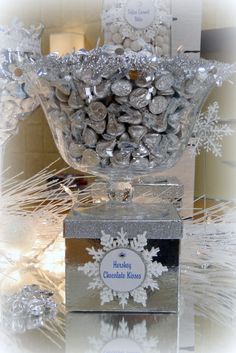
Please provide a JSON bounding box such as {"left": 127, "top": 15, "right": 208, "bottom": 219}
{"left": 100, "top": 248, "right": 146, "bottom": 293}
{"left": 124, "top": 0, "right": 156, "bottom": 29}
{"left": 101, "top": 337, "right": 143, "bottom": 353}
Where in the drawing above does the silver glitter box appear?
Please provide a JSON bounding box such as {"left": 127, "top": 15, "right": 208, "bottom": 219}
{"left": 64, "top": 202, "right": 182, "bottom": 313}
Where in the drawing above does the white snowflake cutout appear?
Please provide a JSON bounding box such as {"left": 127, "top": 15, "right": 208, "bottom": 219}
{"left": 191, "top": 101, "right": 234, "bottom": 157}
{"left": 78, "top": 228, "right": 168, "bottom": 308}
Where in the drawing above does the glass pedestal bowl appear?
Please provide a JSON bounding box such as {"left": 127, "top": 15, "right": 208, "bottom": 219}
{"left": 25, "top": 46, "right": 235, "bottom": 204}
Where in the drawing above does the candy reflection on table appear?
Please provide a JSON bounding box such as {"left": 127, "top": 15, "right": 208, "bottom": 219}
{"left": 66, "top": 312, "right": 178, "bottom": 353}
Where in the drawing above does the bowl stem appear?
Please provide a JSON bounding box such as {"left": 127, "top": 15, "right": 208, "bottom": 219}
{"left": 107, "top": 180, "right": 134, "bottom": 203}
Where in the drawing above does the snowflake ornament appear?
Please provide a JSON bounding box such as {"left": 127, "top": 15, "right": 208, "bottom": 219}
{"left": 85, "top": 318, "right": 159, "bottom": 353}
{"left": 78, "top": 228, "right": 167, "bottom": 308}
{"left": 191, "top": 102, "right": 234, "bottom": 157}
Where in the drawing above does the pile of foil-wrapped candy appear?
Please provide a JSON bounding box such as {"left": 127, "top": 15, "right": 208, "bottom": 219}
{"left": 0, "top": 285, "right": 57, "bottom": 333}
{"left": 0, "top": 20, "right": 43, "bottom": 144}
